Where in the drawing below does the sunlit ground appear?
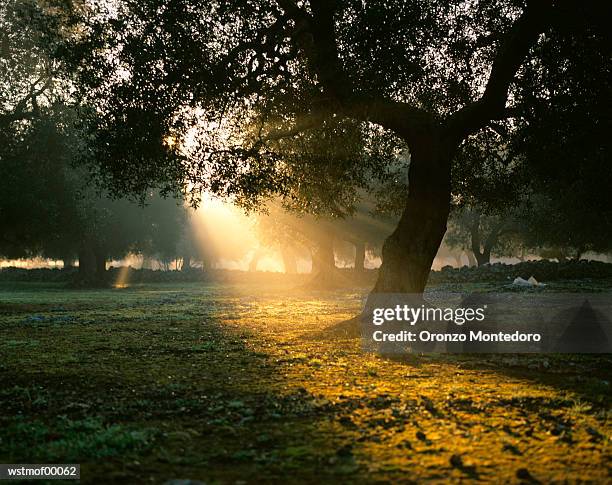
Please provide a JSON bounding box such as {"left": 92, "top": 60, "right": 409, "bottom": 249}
{"left": 0, "top": 279, "right": 610, "bottom": 483}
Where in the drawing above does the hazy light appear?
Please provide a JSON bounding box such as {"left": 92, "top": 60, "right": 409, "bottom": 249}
{"left": 192, "top": 196, "right": 300, "bottom": 272}
{"left": 114, "top": 265, "right": 131, "bottom": 288}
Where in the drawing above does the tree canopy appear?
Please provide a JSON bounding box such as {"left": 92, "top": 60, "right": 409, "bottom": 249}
{"left": 57, "top": 1, "right": 606, "bottom": 204}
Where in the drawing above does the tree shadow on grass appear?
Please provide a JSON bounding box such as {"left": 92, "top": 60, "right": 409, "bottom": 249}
{"left": 0, "top": 285, "right": 394, "bottom": 484}
{"left": 314, "top": 290, "right": 612, "bottom": 408}
{"left": 319, "top": 320, "right": 612, "bottom": 408}
{"left": 2, "top": 283, "right": 610, "bottom": 483}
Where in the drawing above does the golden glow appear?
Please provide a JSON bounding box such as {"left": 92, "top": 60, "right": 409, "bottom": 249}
{"left": 256, "top": 252, "right": 286, "bottom": 272}
{"left": 191, "top": 196, "right": 281, "bottom": 271}
{"left": 163, "top": 135, "right": 177, "bottom": 148}
{"left": 0, "top": 258, "right": 62, "bottom": 269}
{"left": 113, "top": 265, "right": 131, "bottom": 288}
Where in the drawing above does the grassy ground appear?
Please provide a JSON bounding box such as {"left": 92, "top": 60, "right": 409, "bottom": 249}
{"left": 0, "top": 279, "right": 610, "bottom": 483}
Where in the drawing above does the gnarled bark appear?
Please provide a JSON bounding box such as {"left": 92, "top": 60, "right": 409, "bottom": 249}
{"left": 373, "top": 139, "right": 452, "bottom": 294}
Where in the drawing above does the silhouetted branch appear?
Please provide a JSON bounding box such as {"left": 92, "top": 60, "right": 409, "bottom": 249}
{"left": 443, "top": 1, "right": 554, "bottom": 143}
{"left": 275, "top": 0, "right": 435, "bottom": 147}
{"left": 0, "top": 76, "right": 52, "bottom": 127}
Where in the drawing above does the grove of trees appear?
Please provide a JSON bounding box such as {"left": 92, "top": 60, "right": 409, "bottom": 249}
{"left": 1, "top": 0, "right": 610, "bottom": 290}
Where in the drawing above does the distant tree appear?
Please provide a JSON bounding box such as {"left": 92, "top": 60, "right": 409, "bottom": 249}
{"left": 0, "top": 109, "right": 187, "bottom": 279}
{"left": 254, "top": 205, "right": 336, "bottom": 276}
{"left": 0, "top": 111, "right": 83, "bottom": 261}
{"left": 446, "top": 208, "right": 521, "bottom": 266}
{"left": 254, "top": 208, "right": 308, "bottom": 274}
{"left": 175, "top": 211, "right": 200, "bottom": 271}
{"left": 519, "top": 192, "right": 612, "bottom": 261}
{"left": 0, "top": 1, "right": 192, "bottom": 281}
{"left": 331, "top": 200, "right": 397, "bottom": 272}
{"left": 144, "top": 196, "right": 188, "bottom": 270}
{"left": 77, "top": 194, "right": 185, "bottom": 276}
{"left": 0, "top": 0, "right": 76, "bottom": 259}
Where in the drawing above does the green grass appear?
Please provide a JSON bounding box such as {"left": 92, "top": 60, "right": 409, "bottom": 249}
{"left": 1, "top": 417, "right": 157, "bottom": 462}
{"left": 0, "top": 280, "right": 610, "bottom": 483}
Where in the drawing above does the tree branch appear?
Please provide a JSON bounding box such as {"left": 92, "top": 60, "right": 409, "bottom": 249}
{"left": 261, "top": 99, "right": 433, "bottom": 146}
{"left": 275, "top": 0, "right": 435, "bottom": 147}
{"left": 443, "top": 1, "right": 553, "bottom": 144}
{"left": 262, "top": 108, "right": 330, "bottom": 142}
{"left": 343, "top": 100, "right": 434, "bottom": 142}
{"left": 0, "top": 76, "right": 53, "bottom": 128}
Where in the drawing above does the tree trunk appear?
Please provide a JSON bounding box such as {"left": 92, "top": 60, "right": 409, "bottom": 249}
{"left": 141, "top": 255, "right": 152, "bottom": 269}
{"left": 182, "top": 254, "right": 191, "bottom": 271}
{"left": 201, "top": 257, "right": 211, "bottom": 271}
{"left": 465, "top": 250, "right": 477, "bottom": 267}
{"left": 469, "top": 213, "right": 490, "bottom": 266}
{"left": 309, "top": 246, "right": 318, "bottom": 274}
{"left": 354, "top": 241, "right": 366, "bottom": 272}
{"left": 281, "top": 246, "right": 298, "bottom": 274}
{"left": 306, "top": 233, "right": 339, "bottom": 288}
{"left": 372, "top": 140, "right": 451, "bottom": 294}
{"left": 474, "top": 250, "right": 490, "bottom": 266}
{"left": 249, "top": 249, "right": 263, "bottom": 272}
{"left": 94, "top": 250, "right": 107, "bottom": 275}
{"left": 62, "top": 257, "right": 74, "bottom": 270}
{"left": 453, "top": 254, "right": 463, "bottom": 268}
{"left": 77, "top": 242, "right": 107, "bottom": 285}
{"left": 78, "top": 245, "right": 96, "bottom": 276}
{"left": 312, "top": 233, "right": 335, "bottom": 277}
{"left": 469, "top": 215, "right": 502, "bottom": 266}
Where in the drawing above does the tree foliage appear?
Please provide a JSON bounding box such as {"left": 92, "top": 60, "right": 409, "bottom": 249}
{"left": 55, "top": 0, "right": 609, "bottom": 208}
